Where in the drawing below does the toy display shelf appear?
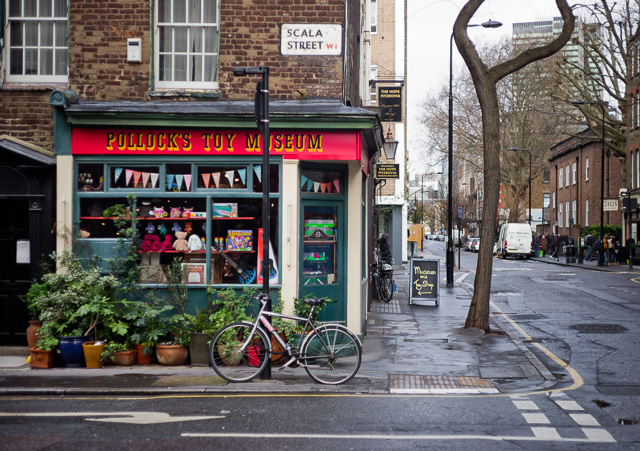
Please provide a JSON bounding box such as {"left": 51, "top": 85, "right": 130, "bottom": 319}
{"left": 80, "top": 216, "right": 254, "bottom": 220}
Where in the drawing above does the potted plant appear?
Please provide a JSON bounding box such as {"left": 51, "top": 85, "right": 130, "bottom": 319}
{"left": 184, "top": 310, "right": 216, "bottom": 366}
{"left": 102, "top": 340, "right": 136, "bottom": 366}
{"left": 127, "top": 299, "right": 173, "bottom": 364}
{"left": 29, "top": 332, "right": 58, "bottom": 369}
{"left": 207, "top": 287, "right": 257, "bottom": 366}
{"left": 290, "top": 295, "right": 332, "bottom": 350}
{"left": 155, "top": 314, "right": 190, "bottom": 366}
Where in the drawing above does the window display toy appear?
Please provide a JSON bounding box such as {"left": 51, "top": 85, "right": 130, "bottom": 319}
{"left": 188, "top": 234, "right": 204, "bottom": 251}
{"left": 171, "top": 222, "right": 182, "bottom": 233}
{"left": 182, "top": 207, "right": 193, "bottom": 218}
{"left": 160, "top": 235, "right": 173, "bottom": 251}
{"left": 145, "top": 222, "right": 156, "bottom": 234}
{"left": 170, "top": 207, "right": 182, "bottom": 218}
{"left": 158, "top": 223, "right": 168, "bottom": 236}
{"left": 211, "top": 240, "right": 256, "bottom": 284}
{"left": 184, "top": 221, "right": 193, "bottom": 234}
{"left": 151, "top": 206, "right": 167, "bottom": 218}
{"left": 173, "top": 231, "right": 189, "bottom": 252}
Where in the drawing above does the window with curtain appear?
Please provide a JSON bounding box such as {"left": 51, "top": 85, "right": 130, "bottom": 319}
{"left": 585, "top": 200, "right": 589, "bottom": 227}
{"left": 370, "top": 0, "right": 377, "bottom": 34}
{"left": 565, "top": 166, "right": 569, "bottom": 187}
{"left": 572, "top": 200, "right": 576, "bottom": 224}
{"left": 572, "top": 162, "right": 577, "bottom": 184}
{"left": 559, "top": 170, "right": 563, "bottom": 188}
{"left": 156, "top": 0, "right": 219, "bottom": 90}
{"left": 558, "top": 205, "right": 563, "bottom": 229}
{"left": 565, "top": 202, "right": 569, "bottom": 228}
{"left": 585, "top": 158, "right": 589, "bottom": 181}
{"left": 6, "top": 0, "right": 68, "bottom": 82}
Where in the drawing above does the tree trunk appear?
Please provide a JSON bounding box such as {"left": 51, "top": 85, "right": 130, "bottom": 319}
{"left": 453, "top": 0, "right": 575, "bottom": 332}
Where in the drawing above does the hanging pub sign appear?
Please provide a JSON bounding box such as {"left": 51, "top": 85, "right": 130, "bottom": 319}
{"left": 409, "top": 257, "right": 440, "bottom": 306}
{"left": 375, "top": 163, "right": 400, "bottom": 179}
{"left": 378, "top": 87, "right": 402, "bottom": 122}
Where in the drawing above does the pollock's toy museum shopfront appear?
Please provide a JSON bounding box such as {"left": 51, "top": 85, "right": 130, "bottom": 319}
{"left": 50, "top": 94, "right": 384, "bottom": 335}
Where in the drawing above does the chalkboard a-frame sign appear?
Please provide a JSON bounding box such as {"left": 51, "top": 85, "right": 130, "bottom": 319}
{"left": 409, "top": 258, "right": 440, "bottom": 306}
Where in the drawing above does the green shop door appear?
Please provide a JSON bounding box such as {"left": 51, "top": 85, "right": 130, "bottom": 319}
{"left": 299, "top": 201, "right": 345, "bottom": 323}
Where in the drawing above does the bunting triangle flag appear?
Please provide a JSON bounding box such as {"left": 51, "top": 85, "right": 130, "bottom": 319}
{"left": 167, "top": 174, "right": 175, "bottom": 190}
{"left": 184, "top": 174, "right": 192, "bottom": 191}
{"left": 254, "top": 165, "right": 262, "bottom": 183}
{"left": 327, "top": 182, "right": 332, "bottom": 193}
{"left": 202, "top": 173, "right": 210, "bottom": 188}
{"left": 313, "top": 182, "right": 320, "bottom": 192}
{"left": 238, "top": 169, "right": 246, "bottom": 186}
{"left": 175, "top": 174, "right": 184, "bottom": 191}
{"left": 150, "top": 173, "right": 159, "bottom": 188}
{"left": 133, "top": 171, "right": 142, "bottom": 188}
{"left": 125, "top": 169, "right": 133, "bottom": 187}
{"left": 212, "top": 172, "right": 220, "bottom": 188}
{"left": 301, "top": 175, "right": 308, "bottom": 191}
{"left": 114, "top": 168, "right": 123, "bottom": 184}
{"left": 333, "top": 180, "right": 340, "bottom": 193}
{"left": 226, "top": 170, "right": 235, "bottom": 188}
{"left": 142, "top": 172, "right": 150, "bottom": 188}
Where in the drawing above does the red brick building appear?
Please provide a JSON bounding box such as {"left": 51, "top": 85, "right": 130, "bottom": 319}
{"left": 626, "top": 28, "right": 640, "bottom": 246}
{"left": 549, "top": 130, "right": 623, "bottom": 242}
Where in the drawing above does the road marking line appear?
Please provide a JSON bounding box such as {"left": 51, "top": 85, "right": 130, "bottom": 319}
{"left": 522, "top": 413, "right": 551, "bottom": 424}
{"left": 531, "top": 427, "right": 562, "bottom": 439}
{"left": 0, "top": 412, "right": 223, "bottom": 424}
{"left": 582, "top": 428, "right": 616, "bottom": 442}
{"left": 182, "top": 432, "right": 615, "bottom": 443}
{"left": 555, "top": 400, "right": 584, "bottom": 411}
{"left": 513, "top": 400, "right": 539, "bottom": 410}
{"left": 570, "top": 413, "right": 600, "bottom": 426}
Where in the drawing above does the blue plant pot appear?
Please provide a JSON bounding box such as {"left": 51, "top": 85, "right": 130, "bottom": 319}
{"left": 56, "top": 335, "right": 91, "bottom": 367}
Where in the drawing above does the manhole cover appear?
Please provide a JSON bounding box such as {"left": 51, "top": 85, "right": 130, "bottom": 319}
{"left": 569, "top": 324, "right": 629, "bottom": 334}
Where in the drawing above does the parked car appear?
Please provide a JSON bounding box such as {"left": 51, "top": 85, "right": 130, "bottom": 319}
{"left": 493, "top": 241, "right": 498, "bottom": 255}
{"left": 436, "top": 234, "right": 445, "bottom": 241}
{"left": 464, "top": 239, "right": 474, "bottom": 252}
{"left": 472, "top": 238, "right": 480, "bottom": 252}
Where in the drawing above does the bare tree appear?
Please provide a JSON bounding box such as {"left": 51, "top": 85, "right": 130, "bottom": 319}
{"left": 454, "top": 0, "right": 575, "bottom": 332}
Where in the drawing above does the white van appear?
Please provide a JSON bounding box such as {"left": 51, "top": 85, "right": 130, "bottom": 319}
{"left": 498, "top": 223, "right": 532, "bottom": 259}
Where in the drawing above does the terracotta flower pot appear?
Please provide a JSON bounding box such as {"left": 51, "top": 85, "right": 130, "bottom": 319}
{"left": 29, "top": 347, "right": 55, "bottom": 369}
{"left": 156, "top": 343, "right": 189, "bottom": 366}
{"left": 135, "top": 344, "right": 153, "bottom": 365}
{"left": 82, "top": 341, "right": 105, "bottom": 368}
{"left": 109, "top": 350, "right": 136, "bottom": 366}
{"left": 26, "top": 321, "right": 43, "bottom": 349}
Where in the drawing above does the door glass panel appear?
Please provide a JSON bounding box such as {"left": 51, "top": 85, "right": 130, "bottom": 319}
{"left": 303, "top": 206, "right": 337, "bottom": 285}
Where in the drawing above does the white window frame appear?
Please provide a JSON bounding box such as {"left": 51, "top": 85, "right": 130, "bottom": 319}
{"left": 552, "top": 191, "right": 555, "bottom": 209}
{"left": 585, "top": 158, "right": 589, "bottom": 181}
{"left": 632, "top": 151, "right": 635, "bottom": 189}
{"left": 559, "top": 205, "right": 563, "bottom": 229}
{"left": 585, "top": 199, "right": 589, "bottom": 227}
{"left": 572, "top": 200, "right": 576, "bottom": 225}
{"left": 637, "top": 149, "right": 640, "bottom": 189}
{"left": 155, "top": 0, "right": 220, "bottom": 90}
{"left": 370, "top": 0, "right": 378, "bottom": 34}
{"left": 370, "top": 66, "right": 378, "bottom": 100}
{"left": 6, "top": 0, "right": 68, "bottom": 82}
{"left": 572, "top": 162, "right": 577, "bottom": 184}
{"left": 565, "top": 202, "right": 569, "bottom": 228}
{"left": 559, "top": 170, "right": 563, "bottom": 188}
{"left": 565, "top": 166, "right": 570, "bottom": 187}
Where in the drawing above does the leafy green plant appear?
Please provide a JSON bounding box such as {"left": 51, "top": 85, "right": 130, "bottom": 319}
{"left": 271, "top": 298, "right": 297, "bottom": 341}
{"left": 293, "top": 294, "right": 332, "bottom": 328}
{"left": 167, "top": 257, "right": 189, "bottom": 315}
{"left": 126, "top": 299, "right": 173, "bottom": 348}
{"left": 207, "top": 287, "right": 257, "bottom": 336}
{"left": 33, "top": 332, "right": 58, "bottom": 352}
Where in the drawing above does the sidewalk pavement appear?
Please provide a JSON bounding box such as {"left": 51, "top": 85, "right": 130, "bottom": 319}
{"left": 0, "top": 250, "right": 568, "bottom": 396}
{"left": 530, "top": 252, "right": 639, "bottom": 273}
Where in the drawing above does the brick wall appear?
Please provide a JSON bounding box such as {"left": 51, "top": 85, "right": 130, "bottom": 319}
{"left": 0, "top": 90, "right": 55, "bottom": 151}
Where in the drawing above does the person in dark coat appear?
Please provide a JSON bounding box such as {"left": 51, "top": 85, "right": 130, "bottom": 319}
{"left": 379, "top": 233, "right": 393, "bottom": 263}
{"left": 549, "top": 233, "right": 558, "bottom": 258}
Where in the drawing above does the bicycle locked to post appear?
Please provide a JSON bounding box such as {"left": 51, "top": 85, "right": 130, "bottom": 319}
{"left": 371, "top": 249, "right": 395, "bottom": 303}
{"left": 209, "top": 293, "right": 363, "bottom": 385}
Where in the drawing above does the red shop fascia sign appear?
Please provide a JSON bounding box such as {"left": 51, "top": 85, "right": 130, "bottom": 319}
{"left": 72, "top": 128, "right": 362, "bottom": 161}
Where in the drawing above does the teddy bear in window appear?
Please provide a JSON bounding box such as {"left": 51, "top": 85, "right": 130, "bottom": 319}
{"left": 173, "top": 231, "right": 189, "bottom": 252}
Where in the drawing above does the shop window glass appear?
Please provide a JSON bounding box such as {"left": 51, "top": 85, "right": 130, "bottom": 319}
{"left": 303, "top": 206, "right": 338, "bottom": 285}
{"left": 197, "top": 165, "right": 248, "bottom": 190}
{"left": 251, "top": 164, "right": 280, "bottom": 193}
{"left": 110, "top": 166, "right": 161, "bottom": 190}
{"left": 300, "top": 169, "right": 343, "bottom": 194}
{"left": 77, "top": 164, "right": 104, "bottom": 192}
{"left": 166, "top": 164, "right": 193, "bottom": 191}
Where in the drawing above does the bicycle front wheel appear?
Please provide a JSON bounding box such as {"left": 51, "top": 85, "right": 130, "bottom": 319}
{"left": 301, "top": 324, "right": 362, "bottom": 385}
{"left": 209, "top": 322, "right": 270, "bottom": 383}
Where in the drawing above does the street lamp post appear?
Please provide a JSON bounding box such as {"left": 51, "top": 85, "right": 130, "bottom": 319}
{"left": 509, "top": 148, "right": 532, "bottom": 227}
{"left": 447, "top": 20, "right": 501, "bottom": 287}
{"left": 572, "top": 99, "right": 606, "bottom": 267}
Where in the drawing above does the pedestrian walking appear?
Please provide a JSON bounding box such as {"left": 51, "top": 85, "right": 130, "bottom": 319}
{"left": 539, "top": 234, "right": 548, "bottom": 257}
{"left": 608, "top": 235, "right": 617, "bottom": 264}
{"left": 549, "top": 233, "right": 558, "bottom": 259}
{"left": 585, "top": 233, "right": 594, "bottom": 261}
{"left": 533, "top": 232, "right": 541, "bottom": 255}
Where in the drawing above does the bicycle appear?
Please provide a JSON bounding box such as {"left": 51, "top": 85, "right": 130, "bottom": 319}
{"left": 371, "top": 250, "right": 394, "bottom": 303}
{"left": 209, "top": 294, "right": 362, "bottom": 385}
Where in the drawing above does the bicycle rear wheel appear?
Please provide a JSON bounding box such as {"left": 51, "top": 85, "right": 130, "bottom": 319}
{"left": 300, "top": 324, "right": 362, "bottom": 385}
{"left": 209, "top": 322, "right": 269, "bottom": 383}
{"left": 379, "top": 272, "right": 393, "bottom": 302}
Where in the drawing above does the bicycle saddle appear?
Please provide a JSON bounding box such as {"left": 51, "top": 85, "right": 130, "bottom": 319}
{"left": 303, "top": 297, "right": 325, "bottom": 306}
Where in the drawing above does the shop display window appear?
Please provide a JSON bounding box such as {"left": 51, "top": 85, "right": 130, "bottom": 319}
{"left": 252, "top": 164, "right": 280, "bottom": 193}
{"left": 109, "top": 166, "right": 161, "bottom": 189}
{"left": 77, "top": 164, "right": 104, "bottom": 192}
{"left": 76, "top": 161, "right": 280, "bottom": 286}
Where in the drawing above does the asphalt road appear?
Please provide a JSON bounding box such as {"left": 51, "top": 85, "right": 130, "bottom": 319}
{"left": 1, "top": 242, "right": 638, "bottom": 449}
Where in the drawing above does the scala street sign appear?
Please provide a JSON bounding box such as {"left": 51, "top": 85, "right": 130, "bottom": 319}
{"left": 603, "top": 198, "right": 619, "bottom": 211}
{"left": 375, "top": 163, "right": 400, "bottom": 179}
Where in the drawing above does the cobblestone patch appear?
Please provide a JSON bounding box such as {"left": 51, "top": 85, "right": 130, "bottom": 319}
{"left": 389, "top": 374, "right": 498, "bottom": 394}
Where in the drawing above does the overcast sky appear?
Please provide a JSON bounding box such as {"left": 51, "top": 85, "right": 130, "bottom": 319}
{"left": 406, "top": 0, "right": 579, "bottom": 173}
